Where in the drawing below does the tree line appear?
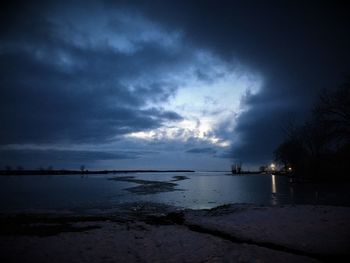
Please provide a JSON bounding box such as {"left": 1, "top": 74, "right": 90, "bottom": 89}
{"left": 274, "top": 77, "right": 350, "bottom": 181}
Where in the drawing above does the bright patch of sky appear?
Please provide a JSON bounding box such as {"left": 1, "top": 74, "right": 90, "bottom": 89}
{"left": 126, "top": 51, "right": 263, "bottom": 147}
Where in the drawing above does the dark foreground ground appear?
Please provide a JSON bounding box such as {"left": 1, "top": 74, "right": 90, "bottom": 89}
{"left": 1, "top": 203, "right": 349, "bottom": 263}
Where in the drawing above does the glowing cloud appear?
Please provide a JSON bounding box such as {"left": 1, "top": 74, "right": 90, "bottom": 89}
{"left": 126, "top": 51, "right": 263, "bottom": 147}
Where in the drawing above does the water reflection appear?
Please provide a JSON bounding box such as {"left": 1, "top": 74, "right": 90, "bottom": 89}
{"left": 271, "top": 174, "right": 277, "bottom": 194}
{"left": 271, "top": 174, "right": 277, "bottom": 205}
{"left": 0, "top": 172, "right": 350, "bottom": 212}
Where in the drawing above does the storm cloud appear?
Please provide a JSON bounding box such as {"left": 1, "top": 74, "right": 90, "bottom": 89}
{"left": 1, "top": 0, "right": 349, "bottom": 169}
{"left": 0, "top": 1, "right": 185, "bottom": 145}
{"left": 133, "top": 1, "right": 350, "bottom": 166}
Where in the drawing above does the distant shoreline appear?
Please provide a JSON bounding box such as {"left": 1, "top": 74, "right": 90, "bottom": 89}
{"left": 0, "top": 169, "right": 195, "bottom": 176}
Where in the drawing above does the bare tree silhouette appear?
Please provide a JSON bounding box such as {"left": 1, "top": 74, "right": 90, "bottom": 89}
{"left": 274, "top": 77, "right": 350, "bottom": 180}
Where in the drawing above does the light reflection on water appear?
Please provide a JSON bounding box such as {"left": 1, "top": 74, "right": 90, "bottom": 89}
{"left": 271, "top": 174, "right": 277, "bottom": 205}
{"left": 271, "top": 174, "right": 277, "bottom": 194}
{"left": 0, "top": 172, "right": 349, "bottom": 212}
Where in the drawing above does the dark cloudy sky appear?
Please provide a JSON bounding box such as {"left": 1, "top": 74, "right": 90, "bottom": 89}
{"left": 1, "top": 0, "right": 349, "bottom": 170}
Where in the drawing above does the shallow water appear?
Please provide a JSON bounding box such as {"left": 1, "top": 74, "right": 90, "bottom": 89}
{"left": 0, "top": 171, "right": 349, "bottom": 213}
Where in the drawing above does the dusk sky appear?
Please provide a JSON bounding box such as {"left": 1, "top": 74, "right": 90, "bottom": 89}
{"left": 1, "top": 0, "right": 350, "bottom": 170}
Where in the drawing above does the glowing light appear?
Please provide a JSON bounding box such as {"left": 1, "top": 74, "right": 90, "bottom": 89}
{"left": 271, "top": 174, "right": 276, "bottom": 194}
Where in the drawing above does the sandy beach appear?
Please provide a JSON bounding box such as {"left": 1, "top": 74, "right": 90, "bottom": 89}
{"left": 1, "top": 203, "right": 349, "bottom": 263}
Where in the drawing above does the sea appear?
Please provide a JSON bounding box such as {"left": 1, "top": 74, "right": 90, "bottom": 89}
{"left": 1, "top": 171, "right": 349, "bottom": 213}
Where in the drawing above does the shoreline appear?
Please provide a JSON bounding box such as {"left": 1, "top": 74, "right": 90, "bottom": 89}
{"left": 0, "top": 169, "right": 195, "bottom": 176}
{"left": 1, "top": 202, "right": 349, "bottom": 262}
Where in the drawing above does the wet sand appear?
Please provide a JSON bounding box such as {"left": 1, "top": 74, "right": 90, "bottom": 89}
{"left": 1, "top": 203, "right": 349, "bottom": 263}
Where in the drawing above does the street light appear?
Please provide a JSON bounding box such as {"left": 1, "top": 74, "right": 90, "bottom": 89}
{"left": 270, "top": 163, "right": 276, "bottom": 171}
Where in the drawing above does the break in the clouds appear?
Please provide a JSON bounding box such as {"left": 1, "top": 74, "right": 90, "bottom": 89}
{"left": 1, "top": 1, "right": 349, "bottom": 170}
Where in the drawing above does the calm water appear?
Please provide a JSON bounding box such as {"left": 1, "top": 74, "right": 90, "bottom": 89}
{"left": 0, "top": 172, "right": 349, "bottom": 213}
